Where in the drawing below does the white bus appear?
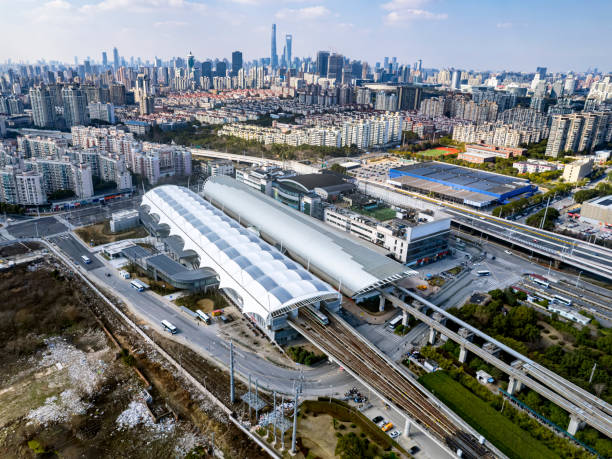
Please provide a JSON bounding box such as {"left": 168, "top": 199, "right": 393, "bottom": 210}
{"left": 130, "top": 279, "right": 148, "bottom": 292}
{"left": 161, "top": 320, "right": 177, "bottom": 334}
{"left": 81, "top": 255, "right": 91, "bottom": 264}
{"left": 195, "top": 309, "right": 211, "bottom": 324}
{"left": 476, "top": 270, "right": 490, "bottom": 277}
{"left": 387, "top": 315, "right": 402, "bottom": 330}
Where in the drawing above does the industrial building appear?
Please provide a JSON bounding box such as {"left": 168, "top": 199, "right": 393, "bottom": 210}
{"left": 235, "top": 165, "right": 295, "bottom": 195}
{"left": 388, "top": 162, "right": 536, "bottom": 207}
{"left": 580, "top": 195, "right": 612, "bottom": 226}
{"left": 203, "top": 175, "right": 416, "bottom": 299}
{"left": 141, "top": 185, "right": 341, "bottom": 343}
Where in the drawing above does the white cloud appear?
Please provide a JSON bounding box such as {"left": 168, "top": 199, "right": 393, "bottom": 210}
{"left": 382, "top": 0, "right": 447, "bottom": 24}
{"left": 154, "top": 20, "right": 188, "bottom": 27}
{"left": 79, "top": 0, "right": 191, "bottom": 15}
{"left": 496, "top": 22, "right": 526, "bottom": 29}
{"left": 275, "top": 5, "right": 331, "bottom": 20}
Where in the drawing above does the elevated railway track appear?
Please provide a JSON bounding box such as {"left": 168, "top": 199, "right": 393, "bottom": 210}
{"left": 289, "top": 307, "right": 495, "bottom": 459}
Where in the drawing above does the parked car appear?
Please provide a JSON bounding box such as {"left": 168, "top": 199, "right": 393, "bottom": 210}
{"left": 409, "top": 446, "right": 420, "bottom": 455}
{"left": 389, "top": 430, "right": 401, "bottom": 439}
{"left": 372, "top": 416, "right": 384, "bottom": 424}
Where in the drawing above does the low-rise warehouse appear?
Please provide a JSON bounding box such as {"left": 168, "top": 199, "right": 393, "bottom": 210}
{"left": 388, "top": 161, "right": 536, "bottom": 207}
{"left": 580, "top": 195, "right": 612, "bottom": 226}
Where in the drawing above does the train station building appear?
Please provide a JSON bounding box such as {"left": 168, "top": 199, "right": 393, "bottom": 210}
{"left": 141, "top": 185, "right": 341, "bottom": 343}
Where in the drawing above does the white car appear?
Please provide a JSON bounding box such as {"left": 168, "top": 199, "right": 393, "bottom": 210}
{"left": 504, "top": 250, "right": 512, "bottom": 255}
{"left": 389, "top": 430, "right": 401, "bottom": 439}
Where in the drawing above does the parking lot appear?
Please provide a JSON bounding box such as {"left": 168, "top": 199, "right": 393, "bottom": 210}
{"left": 350, "top": 159, "right": 412, "bottom": 183}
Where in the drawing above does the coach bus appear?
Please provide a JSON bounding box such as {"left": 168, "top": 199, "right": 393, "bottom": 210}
{"left": 476, "top": 270, "right": 490, "bottom": 277}
{"left": 532, "top": 277, "right": 550, "bottom": 289}
{"left": 130, "top": 279, "right": 148, "bottom": 292}
{"left": 387, "top": 315, "right": 403, "bottom": 330}
{"left": 553, "top": 295, "right": 572, "bottom": 306}
{"left": 161, "top": 320, "right": 177, "bottom": 334}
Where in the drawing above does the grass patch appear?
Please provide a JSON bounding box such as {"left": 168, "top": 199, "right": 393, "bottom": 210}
{"left": 350, "top": 206, "right": 397, "bottom": 222}
{"left": 419, "top": 371, "right": 558, "bottom": 459}
{"left": 419, "top": 148, "right": 447, "bottom": 157}
{"left": 75, "top": 220, "right": 148, "bottom": 246}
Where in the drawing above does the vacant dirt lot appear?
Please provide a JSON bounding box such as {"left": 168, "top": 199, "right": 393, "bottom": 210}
{"left": 0, "top": 249, "right": 265, "bottom": 458}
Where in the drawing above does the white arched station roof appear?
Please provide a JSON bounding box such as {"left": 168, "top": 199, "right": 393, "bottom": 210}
{"left": 141, "top": 186, "right": 340, "bottom": 322}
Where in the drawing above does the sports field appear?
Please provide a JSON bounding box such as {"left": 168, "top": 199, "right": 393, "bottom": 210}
{"left": 418, "top": 371, "right": 558, "bottom": 459}
{"left": 420, "top": 147, "right": 460, "bottom": 157}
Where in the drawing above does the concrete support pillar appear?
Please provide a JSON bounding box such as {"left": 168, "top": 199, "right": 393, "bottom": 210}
{"left": 508, "top": 376, "right": 523, "bottom": 395}
{"left": 379, "top": 295, "right": 385, "bottom": 312}
{"left": 402, "top": 310, "right": 409, "bottom": 327}
{"left": 428, "top": 326, "right": 437, "bottom": 345}
{"left": 459, "top": 345, "right": 468, "bottom": 363}
{"left": 567, "top": 415, "right": 585, "bottom": 435}
{"left": 404, "top": 418, "right": 411, "bottom": 437}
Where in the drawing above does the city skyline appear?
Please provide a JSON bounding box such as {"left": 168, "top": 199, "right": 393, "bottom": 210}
{"left": 1, "top": 0, "right": 610, "bottom": 72}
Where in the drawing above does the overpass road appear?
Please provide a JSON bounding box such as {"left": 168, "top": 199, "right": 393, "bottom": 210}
{"left": 383, "top": 288, "right": 612, "bottom": 438}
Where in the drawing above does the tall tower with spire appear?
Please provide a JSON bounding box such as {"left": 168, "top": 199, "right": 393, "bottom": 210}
{"left": 271, "top": 24, "right": 278, "bottom": 69}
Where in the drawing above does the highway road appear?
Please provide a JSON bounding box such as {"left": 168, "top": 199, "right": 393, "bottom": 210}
{"left": 80, "top": 255, "right": 355, "bottom": 397}
{"left": 357, "top": 179, "right": 612, "bottom": 281}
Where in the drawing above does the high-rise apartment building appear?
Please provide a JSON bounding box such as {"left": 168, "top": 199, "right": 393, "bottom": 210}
{"left": 29, "top": 86, "right": 57, "bottom": 129}
{"left": 62, "top": 86, "right": 90, "bottom": 127}
{"left": 110, "top": 83, "right": 126, "bottom": 106}
{"left": 270, "top": 24, "right": 278, "bottom": 69}
{"left": 546, "top": 112, "right": 612, "bottom": 157}
{"left": 231, "top": 51, "right": 243, "bottom": 77}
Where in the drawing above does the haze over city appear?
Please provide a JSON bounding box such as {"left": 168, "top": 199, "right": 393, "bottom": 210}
{"left": 1, "top": 0, "right": 611, "bottom": 71}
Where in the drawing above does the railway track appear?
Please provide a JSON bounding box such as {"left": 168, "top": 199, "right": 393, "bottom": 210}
{"left": 292, "top": 307, "right": 494, "bottom": 459}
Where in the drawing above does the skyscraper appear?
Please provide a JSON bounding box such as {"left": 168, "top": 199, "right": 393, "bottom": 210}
{"left": 316, "top": 51, "right": 330, "bottom": 77}
{"left": 30, "top": 86, "right": 56, "bottom": 129}
{"left": 216, "top": 62, "right": 227, "bottom": 77}
{"left": 62, "top": 86, "right": 90, "bottom": 127}
{"left": 102, "top": 52, "right": 108, "bottom": 68}
{"left": 270, "top": 24, "right": 278, "bottom": 69}
{"left": 451, "top": 70, "right": 460, "bottom": 89}
{"left": 231, "top": 51, "right": 243, "bottom": 77}
{"left": 285, "top": 34, "right": 292, "bottom": 69}
{"left": 536, "top": 67, "right": 547, "bottom": 80}
{"left": 113, "top": 47, "right": 119, "bottom": 71}
{"left": 187, "top": 51, "right": 195, "bottom": 75}
{"left": 326, "top": 53, "right": 343, "bottom": 81}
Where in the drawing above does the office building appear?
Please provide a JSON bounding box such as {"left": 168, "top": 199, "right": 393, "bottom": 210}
{"left": 536, "top": 67, "right": 547, "bottom": 80}
{"left": 102, "top": 51, "right": 108, "bottom": 67}
{"left": 231, "top": 51, "right": 243, "bottom": 77}
{"left": 139, "top": 95, "right": 155, "bottom": 115}
{"left": 285, "top": 34, "right": 292, "bottom": 68}
{"left": 113, "top": 47, "right": 120, "bottom": 71}
{"left": 110, "top": 83, "right": 126, "bottom": 106}
{"left": 29, "top": 86, "right": 57, "bottom": 129}
{"left": 206, "top": 159, "right": 235, "bottom": 177}
{"left": 317, "top": 51, "right": 330, "bottom": 77}
{"left": 327, "top": 53, "right": 344, "bottom": 82}
{"left": 270, "top": 24, "right": 278, "bottom": 69}
{"left": 562, "top": 157, "right": 593, "bottom": 182}
{"left": 62, "top": 86, "right": 90, "bottom": 127}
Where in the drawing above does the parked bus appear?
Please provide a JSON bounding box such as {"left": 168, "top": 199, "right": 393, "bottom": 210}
{"left": 81, "top": 255, "right": 91, "bottom": 264}
{"left": 553, "top": 295, "right": 572, "bottom": 306}
{"left": 161, "top": 320, "right": 177, "bottom": 334}
{"left": 195, "top": 309, "right": 211, "bottom": 324}
{"left": 308, "top": 306, "right": 329, "bottom": 325}
{"left": 476, "top": 270, "right": 490, "bottom": 277}
{"left": 130, "top": 279, "right": 148, "bottom": 292}
{"left": 532, "top": 278, "right": 550, "bottom": 289}
{"left": 387, "top": 315, "right": 402, "bottom": 330}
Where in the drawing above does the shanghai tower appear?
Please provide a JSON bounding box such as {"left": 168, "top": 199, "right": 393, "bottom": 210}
{"left": 271, "top": 23, "right": 278, "bottom": 69}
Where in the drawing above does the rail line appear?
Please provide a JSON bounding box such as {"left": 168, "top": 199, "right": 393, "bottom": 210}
{"left": 291, "top": 307, "right": 493, "bottom": 459}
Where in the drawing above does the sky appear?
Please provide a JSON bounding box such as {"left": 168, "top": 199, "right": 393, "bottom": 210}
{"left": 1, "top": 0, "right": 610, "bottom": 72}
